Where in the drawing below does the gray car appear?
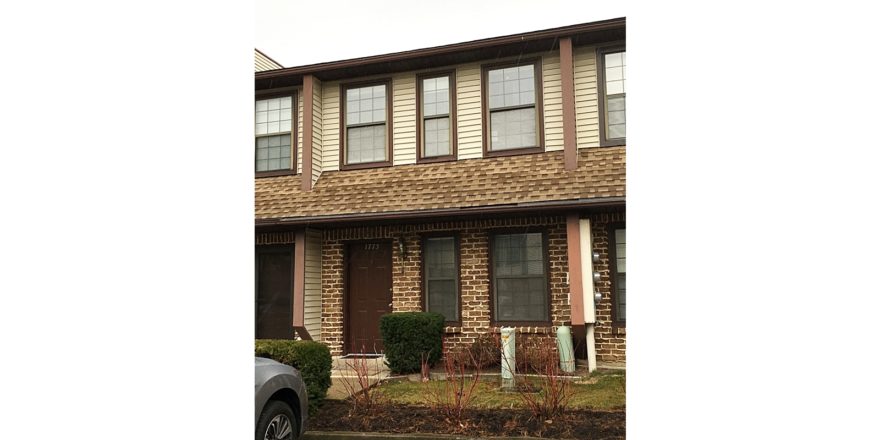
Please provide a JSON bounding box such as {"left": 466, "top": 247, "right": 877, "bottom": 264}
{"left": 255, "top": 357, "right": 309, "bottom": 440}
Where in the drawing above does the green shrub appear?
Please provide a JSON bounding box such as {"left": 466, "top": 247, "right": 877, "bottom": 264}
{"left": 379, "top": 312, "right": 444, "bottom": 374}
{"left": 255, "top": 339, "right": 332, "bottom": 413}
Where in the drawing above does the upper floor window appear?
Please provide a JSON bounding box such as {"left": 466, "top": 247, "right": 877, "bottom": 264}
{"left": 417, "top": 72, "right": 457, "bottom": 162}
{"left": 341, "top": 81, "right": 391, "bottom": 169}
{"left": 255, "top": 94, "right": 296, "bottom": 173}
{"left": 610, "top": 226, "right": 626, "bottom": 324}
{"left": 483, "top": 59, "right": 543, "bottom": 156}
{"left": 491, "top": 232, "right": 549, "bottom": 323}
{"left": 598, "top": 47, "right": 626, "bottom": 146}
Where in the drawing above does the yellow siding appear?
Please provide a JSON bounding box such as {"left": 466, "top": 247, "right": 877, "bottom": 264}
{"left": 296, "top": 93, "right": 303, "bottom": 174}
{"left": 311, "top": 79, "right": 323, "bottom": 184}
{"left": 574, "top": 46, "right": 600, "bottom": 148}
{"left": 393, "top": 73, "right": 417, "bottom": 165}
{"left": 456, "top": 63, "right": 483, "bottom": 159}
{"left": 321, "top": 81, "right": 340, "bottom": 171}
{"left": 304, "top": 228, "right": 322, "bottom": 340}
{"left": 317, "top": 54, "right": 570, "bottom": 165}
{"left": 542, "top": 54, "right": 564, "bottom": 152}
{"left": 255, "top": 50, "right": 282, "bottom": 72}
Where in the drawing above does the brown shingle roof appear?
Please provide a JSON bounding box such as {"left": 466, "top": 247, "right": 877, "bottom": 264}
{"left": 255, "top": 147, "right": 625, "bottom": 222}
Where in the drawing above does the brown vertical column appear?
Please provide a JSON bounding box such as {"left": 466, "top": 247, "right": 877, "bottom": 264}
{"left": 566, "top": 213, "right": 586, "bottom": 358}
{"left": 560, "top": 37, "right": 578, "bottom": 171}
{"left": 301, "top": 75, "right": 314, "bottom": 191}
{"left": 293, "top": 230, "right": 312, "bottom": 340}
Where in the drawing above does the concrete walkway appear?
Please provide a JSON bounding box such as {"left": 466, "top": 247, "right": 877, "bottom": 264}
{"left": 327, "top": 355, "right": 392, "bottom": 400}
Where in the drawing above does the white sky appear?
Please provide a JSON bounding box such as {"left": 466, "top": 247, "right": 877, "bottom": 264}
{"left": 255, "top": 0, "right": 627, "bottom": 67}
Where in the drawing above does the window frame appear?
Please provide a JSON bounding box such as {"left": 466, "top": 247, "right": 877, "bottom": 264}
{"left": 481, "top": 58, "right": 545, "bottom": 158}
{"left": 254, "top": 244, "right": 296, "bottom": 340}
{"left": 488, "top": 229, "right": 552, "bottom": 326}
{"left": 607, "top": 222, "right": 626, "bottom": 327}
{"left": 420, "top": 233, "right": 461, "bottom": 325}
{"left": 339, "top": 78, "right": 394, "bottom": 171}
{"left": 254, "top": 89, "right": 299, "bottom": 178}
{"left": 416, "top": 70, "right": 458, "bottom": 164}
{"left": 597, "top": 44, "right": 626, "bottom": 147}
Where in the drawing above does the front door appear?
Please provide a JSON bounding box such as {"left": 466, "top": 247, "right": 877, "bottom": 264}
{"left": 346, "top": 241, "right": 393, "bottom": 354}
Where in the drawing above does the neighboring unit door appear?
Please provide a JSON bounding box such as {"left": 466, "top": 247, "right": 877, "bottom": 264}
{"left": 346, "top": 241, "right": 393, "bottom": 354}
{"left": 255, "top": 245, "right": 295, "bottom": 339}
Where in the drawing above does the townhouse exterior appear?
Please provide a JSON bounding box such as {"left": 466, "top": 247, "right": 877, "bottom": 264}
{"left": 254, "top": 18, "right": 626, "bottom": 368}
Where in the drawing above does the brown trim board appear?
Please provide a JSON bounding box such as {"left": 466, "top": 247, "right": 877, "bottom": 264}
{"left": 255, "top": 197, "right": 626, "bottom": 227}
{"left": 256, "top": 18, "right": 625, "bottom": 81}
{"left": 560, "top": 37, "right": 577, "bottom": 171}
{"left": 301, "top": 75, "right": 314, "bottom": 191}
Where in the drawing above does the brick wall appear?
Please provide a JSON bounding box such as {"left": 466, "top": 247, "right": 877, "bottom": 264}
{"left": 319, "top": 216, "right": 571, "bottom": 357}
{"left": 585, "top": 209, "right": 627, "bottom": 363}
{"left": 255, "top": 208, "right": 627, "bottom": 363}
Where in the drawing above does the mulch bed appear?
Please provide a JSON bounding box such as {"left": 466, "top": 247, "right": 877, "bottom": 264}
{"left": 310, "top": 400, "right": 625, "bottom": 439}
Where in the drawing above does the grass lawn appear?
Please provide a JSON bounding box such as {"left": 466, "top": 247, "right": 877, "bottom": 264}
{"left": 378, "top": 370, "right": 625, "bottom": 410}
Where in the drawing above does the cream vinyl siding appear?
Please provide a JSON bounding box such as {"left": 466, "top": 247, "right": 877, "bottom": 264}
{"left": 304, "top": 228, "right": 322, "bottom": 340}
{"left": 392, "top": 73, "right": 417, "bottom": 165}
{"left": 542, "top": 54, "right": 564, "bottom": 151}
{"left": 311, "top": 78, "right": 323, "bottom": 185}
{"left": 297, "top": 93, "right": 304, "bottom": 174}
{"left": 255, "top": 49, "right": 282, "bottom": 72}
{"left": 321, "top": 81, "right": 340, "bottom": 171}
{"left": 455, "top": 63, "right": 483, "bottom": 160}
{"left": 574, "top": 46, "right": 600, "bottom": 148}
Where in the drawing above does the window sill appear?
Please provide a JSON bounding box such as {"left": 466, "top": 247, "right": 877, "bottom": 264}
{"left": 255, "top": 170, "right": 298, "bottom": 178}
{"left": 339, "top": 160, "right": 393, "bottom": 171}
{"left": 416, "top": 155, "right": 457, "bottom": 164}
{"left": 484, "top": 146, "right": 545, "bottom": 158}
{"left": 599, "top": 138, "right": 626, "bottom": 147}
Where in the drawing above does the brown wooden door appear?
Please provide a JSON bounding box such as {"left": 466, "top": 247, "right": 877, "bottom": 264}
{"left": 255, "top": 246, "right": 295, "bottom": 340}
{"left": 346, "top": 241, "right": 393, "bottom": 354}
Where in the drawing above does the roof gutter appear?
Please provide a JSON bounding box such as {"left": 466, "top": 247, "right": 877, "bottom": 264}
{"left": 255, "top": 18, "right": 625, "bottom": 80}
{"left": 254, "top": 197, "right": 626, "bottom": 227}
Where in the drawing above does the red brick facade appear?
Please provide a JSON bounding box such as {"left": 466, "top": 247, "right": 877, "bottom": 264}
{"left": 312, "top": 211, "right": 625, "bottom": 363}
{"left": 585, "top": 210, "right": 627, "bottom": 363}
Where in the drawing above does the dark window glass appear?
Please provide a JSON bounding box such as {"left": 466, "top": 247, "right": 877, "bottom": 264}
{"left": 255, "top": 247, "right": 294, "bottom": 339}
{"left": 424, "top": 237, "right": 458, "bottom": 321}
{"left": 492, "top": 233, "right": 548, "bottom": 321}
{"left": 613, "top": 228, "right": 626, "bottom": 322}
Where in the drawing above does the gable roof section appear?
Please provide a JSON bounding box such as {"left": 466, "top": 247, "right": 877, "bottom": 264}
{"left": 255, "top": 147, "right": 625, "bottom": 224}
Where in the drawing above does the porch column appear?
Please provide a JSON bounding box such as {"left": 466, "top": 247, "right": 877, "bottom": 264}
{"left": 566, "top": 214, "right": 587, "bottom": 359}
{"left": 560, "top": 37, "right": 578, "bottom": 171}
{"left": 293, "top": 230, "right": 312, "bottom": 339}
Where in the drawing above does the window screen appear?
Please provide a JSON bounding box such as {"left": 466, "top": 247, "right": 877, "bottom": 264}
{"left": 424, "top": 237, "right": 458, "bottom": 321}
{"left": 492, "top": 233, "right": 548, "bottom": 321}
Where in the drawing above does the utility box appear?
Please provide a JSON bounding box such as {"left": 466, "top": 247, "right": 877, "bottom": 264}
{"left": 501, "top": 327, "right": 516, "bottom": 390}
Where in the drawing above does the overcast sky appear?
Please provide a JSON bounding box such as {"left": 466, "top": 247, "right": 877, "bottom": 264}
{"left": 255, "top": 0, "right": 627, "bottom": 68}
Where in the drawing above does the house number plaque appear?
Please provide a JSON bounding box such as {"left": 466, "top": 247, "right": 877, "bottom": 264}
{"left": 364, "top": 244, "right": 379, "bottom": 250}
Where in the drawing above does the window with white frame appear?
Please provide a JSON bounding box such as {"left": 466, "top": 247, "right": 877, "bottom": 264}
{"left": 255, "top": 95, "right": 294, "bottom": 172}
{"left": 485, "top": 61, "right": 540, "bottom": 152}
{"left": 344, "top": 83, "right": 389, "bottom": 165}
{"left": 419, "top": 74, "right": 454, "bottom": 159}
{"left": 600, "top": 48, "right": 626, "bottom": 144}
